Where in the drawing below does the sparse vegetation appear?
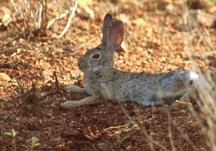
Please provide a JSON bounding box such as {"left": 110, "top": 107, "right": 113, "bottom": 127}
{"left": 0, "top": 0, "right": 215, "bottom": 150}
{"left": 0, "top": 0, "right": 77, "bottom": 39}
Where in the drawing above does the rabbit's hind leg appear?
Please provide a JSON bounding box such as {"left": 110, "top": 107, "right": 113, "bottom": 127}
{"left": 60, "top": 96, "right": 101, "bottom": 109}
{"left": 156, "top": 71, "right": 199, "bottom": 103}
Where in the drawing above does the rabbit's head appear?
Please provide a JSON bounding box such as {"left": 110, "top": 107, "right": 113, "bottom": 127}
{"left": 78, "top": 14, "right": 124, "bottom": 72}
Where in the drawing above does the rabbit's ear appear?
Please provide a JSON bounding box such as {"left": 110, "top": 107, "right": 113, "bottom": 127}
{"left": 102, "top": 13, "right": 113, "bottom": 46}
{"left": 106, "top": 20, "right": 124, "bottom": 51}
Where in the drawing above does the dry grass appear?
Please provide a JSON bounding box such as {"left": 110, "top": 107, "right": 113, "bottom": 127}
{"left": 1, "top": 0, "right": 77, "bottom": 39}
{"left": 8, "top": 0, "right": 48, "bottom": 39}
{"left": 183, "top": 2, "right": 216, "bottom": 150}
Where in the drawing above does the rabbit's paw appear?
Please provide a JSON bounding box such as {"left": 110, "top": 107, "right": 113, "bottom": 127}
{"left": 60, "top": 101, "right": 79, "bottom": 109}
{"left": 64, "top": 85, "right": 85, "bottom": 93}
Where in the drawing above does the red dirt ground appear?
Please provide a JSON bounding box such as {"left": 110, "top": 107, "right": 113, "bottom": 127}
{"left": 0, "top": 0, "right": 215, "bottom": 151}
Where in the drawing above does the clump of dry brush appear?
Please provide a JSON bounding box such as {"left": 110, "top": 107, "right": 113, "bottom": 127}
{"left": 183, "top": 3, "right": 216, "bottom": 148}
{"left": 1, "top": 0, "right": 49, "bottom": 39}
{"left": 194, "top": 72, "right": 216, "bottom": 149}
{"left": 0, "top": 0, "right": 77, "bottom": 39}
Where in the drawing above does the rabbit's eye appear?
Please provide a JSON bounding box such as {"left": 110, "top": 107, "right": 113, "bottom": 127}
{"left": 92, "top": 53, "right": 100, "bottom": 59}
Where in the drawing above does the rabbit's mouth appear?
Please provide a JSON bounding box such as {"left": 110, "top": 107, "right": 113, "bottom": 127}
{"left": 78, "top": 61, "right": 105, "bottom": 72}
{"left": 78, "top": 59, "right": 94, "bottom": 72}
{"left": 78, "top": 63, "right": 103, "bottom": 72}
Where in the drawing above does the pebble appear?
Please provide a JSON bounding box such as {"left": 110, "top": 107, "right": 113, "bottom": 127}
{"left": 97, "top": 142, "right": 112, "bottom": 151}
{"left": 0, "top": 72, "right": 11, "bottom": 86}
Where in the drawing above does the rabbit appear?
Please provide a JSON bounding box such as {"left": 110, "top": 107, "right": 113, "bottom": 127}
{"left": 60, "top": 13, "right": 200, "bottom": 109}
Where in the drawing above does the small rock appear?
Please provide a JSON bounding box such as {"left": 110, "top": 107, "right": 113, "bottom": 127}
{"left": 0, "top": 72, "right": 11, "bottom": 86}
{"left": 2, "top": 13, "right": 12, "bottom": 26}
{"left": 126, "top": 145, "right": 132, "bottom": 150}
{"left": 132, "top": 18, "right": 146, "bottom": 26}
{"left": 0, "top": 6, "right": 12, "bottom": 26}
{"left": 165, "top": 4, "right": 177, "bottom": 15}
{"left": 62, "top": 129, "right": 80, "bottom": 138}
{"left": 187, "top": 0, "right": 211, "bottom": 10}
{"left": 97, "top": 142, "right": 112, "bottom": 151}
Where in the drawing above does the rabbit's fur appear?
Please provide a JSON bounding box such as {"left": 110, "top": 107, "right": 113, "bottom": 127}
{"left": 76, "top": 13, "right": 199, "bottom": 106}
{"left": 61, "top": 14, "right": 200, "bottom": 108}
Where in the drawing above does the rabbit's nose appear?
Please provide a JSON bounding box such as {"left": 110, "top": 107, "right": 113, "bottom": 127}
{"left": 78, "top": 61, "right": 81, "bottom": 67}
{"left": 78, "top": 57, "right": 83, "bottom": 66}
{"left": 78, "top": 58, "right": 88, "bottom": 71}
{"left": 78, "top": 61, "right": 82, "bottom": 69}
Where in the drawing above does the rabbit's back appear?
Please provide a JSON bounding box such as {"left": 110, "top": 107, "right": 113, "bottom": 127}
{"left": 85, "top": 70, "right": 199, "bottom": 106}
{"left": 117, "top": 71, "right": 198, "bottom": 106}
{"left": 112, "top": 71, "right": 174, "bottom": 105}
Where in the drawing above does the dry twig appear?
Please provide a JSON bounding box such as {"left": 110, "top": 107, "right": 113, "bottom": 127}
{"left": 57, "top": 1, "right": 77, "bottom": 38}
{"left": 53, "top": 71, "right": 60, "bottom": 89}
{"left": 46, "top": 1, "right": 77, "bottom": 38}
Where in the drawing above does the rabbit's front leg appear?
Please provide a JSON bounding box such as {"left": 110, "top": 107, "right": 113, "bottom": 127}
{"left": 63, "top": 84, "right": 85, "bottom": 93}
{"left": 60, "top": 96, "right": 101, "bottom": 109}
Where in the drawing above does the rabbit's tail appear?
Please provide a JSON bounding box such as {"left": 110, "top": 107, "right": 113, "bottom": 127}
{"left": 181, "top": 71, "right": 199, "bottom": 86}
